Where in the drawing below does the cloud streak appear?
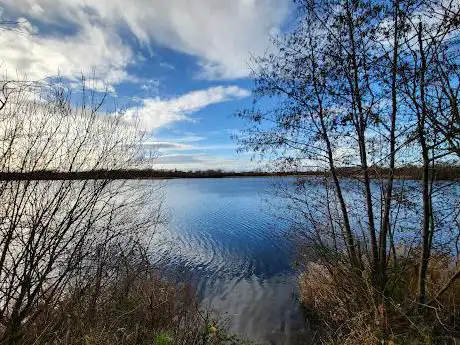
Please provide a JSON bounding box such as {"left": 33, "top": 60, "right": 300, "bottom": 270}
{"left": 155, "top": 153, "right": 257, "bottom": 171}
{"left": 126, "top": 86, "right": 250, "bottom": 130}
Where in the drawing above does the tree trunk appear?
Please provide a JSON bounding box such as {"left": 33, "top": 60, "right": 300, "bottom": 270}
{"left": 345, "top": 0, "right": 378, "bottom": 278}
{"left": 416, "top": 22, "right": 432, "bottom": 305}
{"left": 379, "top": 0, "right": 400, "bottom": 291}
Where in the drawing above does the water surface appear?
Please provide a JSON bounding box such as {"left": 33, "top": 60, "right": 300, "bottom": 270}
{"left": 154, "top": 177, "right": 306, "bottom": 344}
{"left": 151, "top": 176, "right": 459, "bottom": 344}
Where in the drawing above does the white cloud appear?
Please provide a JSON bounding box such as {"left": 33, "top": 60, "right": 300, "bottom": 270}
{"left": 159, "top": 62, "right": 175, "bottom": 70}
{"left": 155, "top": 153, "right": 258, "bottom": 171}
{"left": 147, "top": 136, "right": 244, "bottom": 170}
{"left": 1, "top": 0, "right": 290, "bottom": 81}
{"left": 125, "top": 86, "right": 250, "bottom": 130}
{"left": 172, "top": 134, "right": 207, "bottom": 143}
{"left": 143, "top": 141, "right": 193, "bottom": 150}
{"left": 147, "top": 140, "right": 236, "bottom": 152}
{"left": 140, "top": 79, "right": 160, "bottom": 96}
{"left": 0, "top": 17, "right": 134, "bottom": 91}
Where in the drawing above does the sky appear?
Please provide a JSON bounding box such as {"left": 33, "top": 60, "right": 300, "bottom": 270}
{"left": 0, "top": 0, "right": 293, "bottom": 171}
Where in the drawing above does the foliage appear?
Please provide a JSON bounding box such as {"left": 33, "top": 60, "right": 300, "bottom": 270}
{"left": 10, "top": 245, "right": 250, "bottom": 345}
{"left": 154, "top": 333, "right": 173, "bottom": 345}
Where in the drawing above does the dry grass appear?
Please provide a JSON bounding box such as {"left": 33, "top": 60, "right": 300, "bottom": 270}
{"left": 2, "top": 256, "right": 252, "bottom": 345}
{"left": 16, "top": 272, "right": 213, "bottom": 345}
{"left": 299, "top": 253, "right": 460, "bottom": 345}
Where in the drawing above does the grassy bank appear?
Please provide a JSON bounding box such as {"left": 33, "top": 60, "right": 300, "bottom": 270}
{"left": 298, "top": 250, "right": 459, "bottom": 344}
{"left": 2, "top": 251, "right": 251, "bottom": 345}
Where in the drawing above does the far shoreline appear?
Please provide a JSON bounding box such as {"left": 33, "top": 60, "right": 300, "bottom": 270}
{"left": 0, "top": 165, "right": 459, "bottom": 181}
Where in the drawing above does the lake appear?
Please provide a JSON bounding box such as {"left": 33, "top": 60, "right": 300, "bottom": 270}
{"left": 153, "top": 177, "right": 307, "bottom": 344}
{"left": 148, "top": 176, "right": 460, "bottom": 344}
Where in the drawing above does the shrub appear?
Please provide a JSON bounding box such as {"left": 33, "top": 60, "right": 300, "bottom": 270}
{"left": 299, "top": 251, "right": 460, "bottom": 344}
{"left": 3, "top": 244, "right": 250, "bottom": 345}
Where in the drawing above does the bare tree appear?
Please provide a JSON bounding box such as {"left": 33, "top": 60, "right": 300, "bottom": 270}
{"left": 0, "top": 78, "right": 164, "bottom": 344}
{"left": 397, "top": 1, "right": 460, "bottom": 303}
{"left": 236, "top": 0, "right": 460, "bottom": 342}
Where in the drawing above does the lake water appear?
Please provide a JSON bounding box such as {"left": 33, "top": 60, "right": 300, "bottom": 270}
{"left": 154, "top": 177, "right": 307, "bottom": 344}
{"left": 148, "top": 176, "right": 460, "bottom": 344}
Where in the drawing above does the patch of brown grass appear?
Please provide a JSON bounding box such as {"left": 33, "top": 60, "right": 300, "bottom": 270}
{"left": 6, "top": 261, "right": 250, "bottom": 345}
{"left": 299, "top": 253, "right": 460, "bottom": 345}
{"left": 19, "top": 272, "right": 206, "bottom": 345}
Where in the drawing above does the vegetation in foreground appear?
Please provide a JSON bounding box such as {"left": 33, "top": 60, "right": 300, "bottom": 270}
{"left": 14, "top": 248, "right": 249, "bottom": 345}
{"left": 298, "top": 250, "right": 459, "bottom": 344}
{"left": 236, "top": 0, "right": 460, "bottom": 343}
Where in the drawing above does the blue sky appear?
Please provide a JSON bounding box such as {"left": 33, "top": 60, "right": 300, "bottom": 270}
{"left": 0, "top": 0, "right": 293, "bottom": 170}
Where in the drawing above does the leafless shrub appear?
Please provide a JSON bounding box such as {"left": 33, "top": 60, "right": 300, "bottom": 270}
{"left": 0, "top": 77, "right": 166, "bottom": 344}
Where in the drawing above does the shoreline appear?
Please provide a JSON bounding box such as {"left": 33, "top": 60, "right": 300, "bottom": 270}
{"left": 0, "top": 168, "right": 459, "bottom": 181}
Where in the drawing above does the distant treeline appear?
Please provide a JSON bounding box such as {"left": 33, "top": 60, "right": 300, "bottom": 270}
{"left": 336, "top": 165, "right": 460, "bottom": 180}
{"left": 0, "top": 169, "right": 286, "bottom": 180}
{"left": 0, "top": 165, "right": 459, "bottom": 180}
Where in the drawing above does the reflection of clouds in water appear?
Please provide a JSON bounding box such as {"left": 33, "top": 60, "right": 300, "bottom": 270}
{"left": 201, "top": 275, "right": 307, "bottom": 345}
{"left": 149, "top": 177, "right": 303, "bottom": 344}
{"left": 147, "top": 177, "right": 460, "bottom": 343}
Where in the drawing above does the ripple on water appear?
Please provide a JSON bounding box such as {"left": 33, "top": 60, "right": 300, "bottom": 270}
{"left": 151, "top": 178, "right": 307, "bottom": 344}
